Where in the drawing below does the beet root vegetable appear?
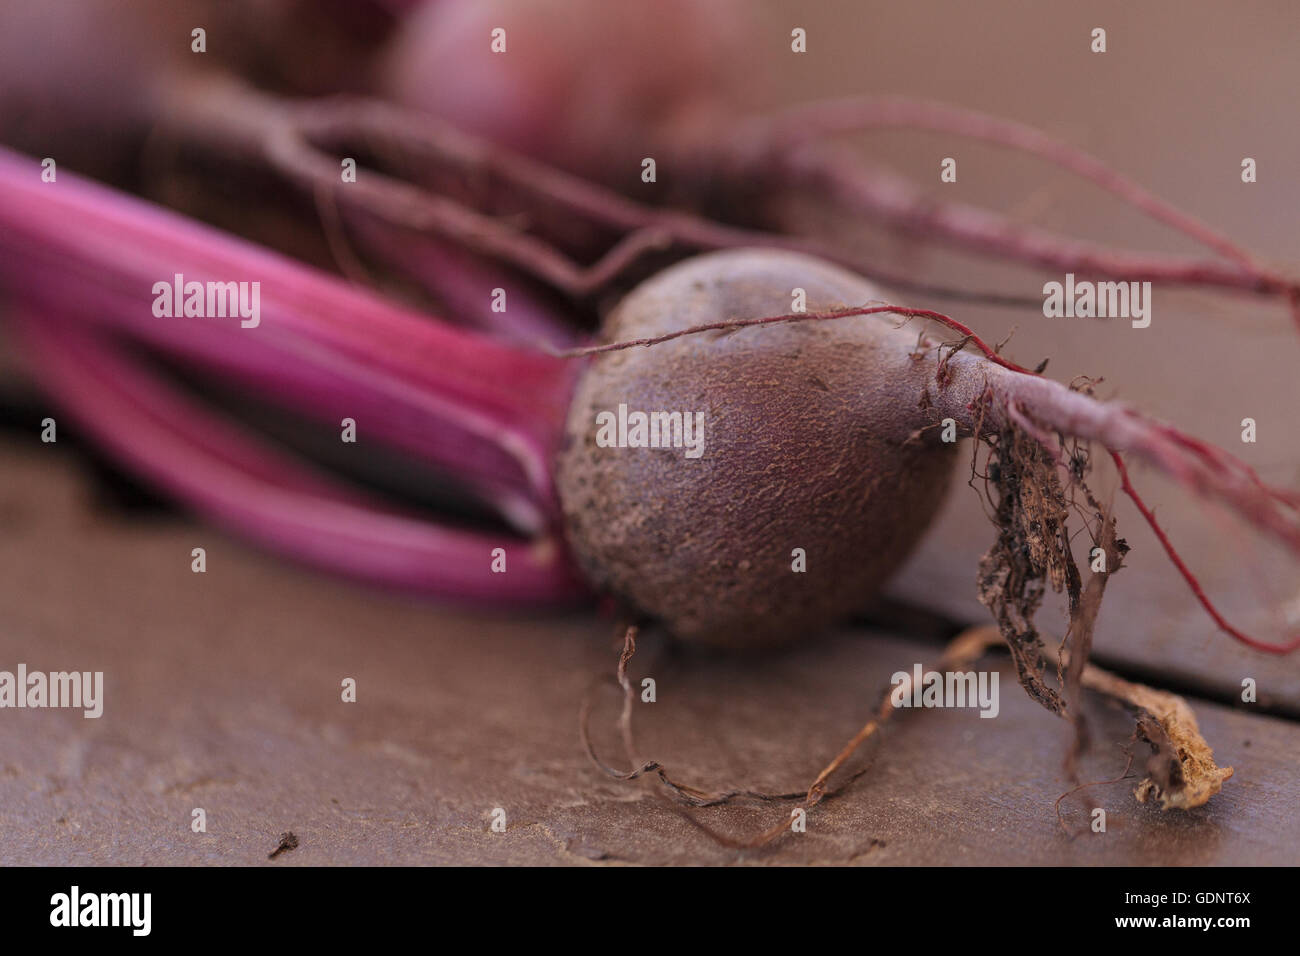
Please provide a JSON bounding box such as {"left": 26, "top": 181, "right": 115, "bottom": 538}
{"left": 556, "top": 250, "right": 960, "bottom": 646}
{"left": 556, "top": 249, "right": 1300, "bottom": 655}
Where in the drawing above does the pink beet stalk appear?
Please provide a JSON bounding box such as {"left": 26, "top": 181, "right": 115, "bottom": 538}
{"left": 0, "top": 147, "right": 574, "bottom": 536}
{"left": 0, "top": 147, "right": 586, "bottom": 600}
{"left": 749, "top": 95, "right": 1295, "bottom": 299}
{"left": 348, "top": 215, "right": 581, "bottom": 348}
{"left": 10, "top": 313, "right": 585, "bottom": 603}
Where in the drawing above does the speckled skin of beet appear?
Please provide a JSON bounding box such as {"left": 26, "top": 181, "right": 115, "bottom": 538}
{"left": 556, "top": 250, "right": 962, "bottom": 647}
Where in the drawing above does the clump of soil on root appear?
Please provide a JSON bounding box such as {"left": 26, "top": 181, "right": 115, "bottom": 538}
{"left": 976, "top": 414, "right": 1084, "bottom": 715}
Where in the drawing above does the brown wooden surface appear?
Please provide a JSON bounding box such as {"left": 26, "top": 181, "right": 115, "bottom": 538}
{"left": 1, "top": 441, "right": 1296, "bottom": 865}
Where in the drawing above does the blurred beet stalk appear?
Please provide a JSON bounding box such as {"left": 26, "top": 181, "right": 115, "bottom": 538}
{"left": 0, "top": 147, "right": 587, "bottom": 603}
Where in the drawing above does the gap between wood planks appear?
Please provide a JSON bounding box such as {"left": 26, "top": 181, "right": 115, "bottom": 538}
{"left": 863, "top": 597, "right": 1300, "bottom": 722}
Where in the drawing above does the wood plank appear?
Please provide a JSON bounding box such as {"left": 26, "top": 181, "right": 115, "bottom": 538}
{"left": 0, "top": 442, "right": 1295, "bottom": 865}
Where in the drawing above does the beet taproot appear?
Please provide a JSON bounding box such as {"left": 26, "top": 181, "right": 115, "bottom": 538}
{"left": 555, "top": 249, "right": 964, "bottom": 647}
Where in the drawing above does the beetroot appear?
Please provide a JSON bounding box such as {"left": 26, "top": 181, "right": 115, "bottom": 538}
{"left": 556, "top": 250, "right": 958, "bottom": 646}
{"left": 554, "top": 247, "right": 1300, "bottom": 660}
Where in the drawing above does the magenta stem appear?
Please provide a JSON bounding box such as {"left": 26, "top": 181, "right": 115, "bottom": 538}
{"left": 0, "top": 147, "right": 574, "bottom": 534}
{"left": 754, "top": 95, "right": 1291, "bottom": 296}
{"left": 349, "top": 213, "right": 581, "bottom": 348}
{"left": 8, "top": 312, "right": 587, "bottom": 604}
